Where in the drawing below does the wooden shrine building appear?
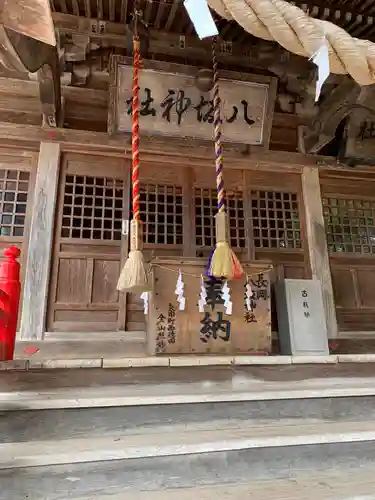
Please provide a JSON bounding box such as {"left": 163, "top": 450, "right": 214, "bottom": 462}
{"left": 2, "top": 0, "right": 375, "bottom": 355}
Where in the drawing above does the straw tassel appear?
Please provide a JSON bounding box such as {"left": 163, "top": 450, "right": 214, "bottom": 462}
{"left": 117, "top": 34, "right": 150, "bottom": 292}
{"left": 207, "top": 37, "right": 244, "bottom": 281}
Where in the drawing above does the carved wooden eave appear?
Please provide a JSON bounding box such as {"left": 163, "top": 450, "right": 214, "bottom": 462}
{"left": 299, "top": 78, "right": 362, "bottom": 154}
{"left": 0, "top": 6, "right": 62, "bottom": 128}
{"left": 52, "top": 12, "right": 312, "bottom": 81}
{"left": 48, "top": 0, "right": 375, "bottom": 44}
{"left": 1, "top": 0, "right": 56, "bottom": 46}
{"left": 342, "top": 86, "right": 375, "bottom": 161}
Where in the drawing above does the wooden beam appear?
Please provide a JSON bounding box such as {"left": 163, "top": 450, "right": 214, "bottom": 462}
{"left": 293, "top": 1, "right": 375, "bottom": 27}
{"left": 0, "top": 110, "right": 41, "bottom": 126}
{"left": 120, "top": 0, "right": 128, "bottom": 22}
{"left": 301, "top": 167, "right": 338, "bottom": 339}
{"left": 97, "top": 0, "right": 104, "bottom": 20}
{"left": 155, "top": 0, "right": 166, "bottom": 29}
{"left": 58, "top": 0, "right": 68, "bottom": 14}
{"left": 19, "top": 142, "right": 61, "bottom": 340}
{"left": 52, "top": 12, "right": 309, "bottom": 74}
{"left": 109, "top": 0, "right": 116, "bottom": 22}
{"left": 37, "top": 49, "right": 62, "bottom": 127}
{"left": 144, "top": 0, "right": 154, "bottom": 24}
{"left": 0, "top": 121, "right": 340, "bottom": 171}
{"left": 0, "top": 95, "right": 41, "bottom": 115}
{"left": 72, "top": 0, "right": 80, "bottom": 16}
{"left": 165, "top": 0, "right": 180, "bottom": 31}
{"left": 83, "top": 0, "right": 91, "bottom": 18}
{"left": 0, "top": 77, "right": 107, "bottom": 104}
{"left": 0, "top": 77, "right": 107, "bottom": 126}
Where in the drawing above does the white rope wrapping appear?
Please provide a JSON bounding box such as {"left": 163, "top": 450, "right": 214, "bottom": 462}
{"left": 207, "top": 0, "right": 375, "bottom": 85}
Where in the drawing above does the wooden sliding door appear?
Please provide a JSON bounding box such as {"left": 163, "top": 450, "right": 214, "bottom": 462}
{"left": 47, "top": 153, "right": 130, "bottom": 333}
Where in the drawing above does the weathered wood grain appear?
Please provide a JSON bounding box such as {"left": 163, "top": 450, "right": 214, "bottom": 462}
{"left": 0, "top": 121, "right": 340, "bottom": 171}
{"left": 301, "top": 167, "right": 338, "bottom": 339}
{"left": 148, "top": 257, "right": 272, "bottom": 355}
{"left": 19, "top": 142, "right": 61, "bottom": 340}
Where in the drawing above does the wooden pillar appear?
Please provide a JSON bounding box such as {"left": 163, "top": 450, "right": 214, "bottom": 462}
{"left": 182, "top": 167, "right": 196, "bottom": 257}
{"left": 301, "top": 167, "right": 338, "bottom": 339}
{"left": 19, "top": 142, "right": 61, "bottom": 340}
{"left": 243, "top": 171, "right": 255, "bottom": 261}
{"left": 117, "top": 161, "right": 131, "bottom": 331}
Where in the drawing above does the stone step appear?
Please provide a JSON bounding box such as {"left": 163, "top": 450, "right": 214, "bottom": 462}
{"left": 2, "top": 441, "right": 375, "bottom": 499}
{"left": 73, "top": 470, "right": 375, "bottom": 500}
{"left": 3, "top": 365, "right": 375, "bottom": 497}
{"left": 3, "top": 370, "right": 375, "bottom": 410}
{"left": 3, "top": 418, "right": 375, "bottom": 469}
{"left": 2, "top": 395, "right": 375, "bottom": 444}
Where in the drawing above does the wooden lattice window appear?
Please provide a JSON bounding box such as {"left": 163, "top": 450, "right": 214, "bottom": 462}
{"left": 251, "top": 190, "right": 301, "bottom": 249}
{"left": 0, "top": 169, "right": 29, "bottom": 237}
{"left": 323, "top": 197, "right": 375, "bottom": 253}
{"left": 139, "top": 184, "right": 183, "bottom": 245}
{"left": 195, "top": 188, "right": 246, "bottom": 248}
{"left": 61, "top": 174, "right": 123, "bottom": 241}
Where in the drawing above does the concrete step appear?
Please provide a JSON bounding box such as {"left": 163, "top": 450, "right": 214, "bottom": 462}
{"left": 4, "top": 370, "right": 375, "bottom": 410}
{"left": 2, "top": 395, "right": 375, "bottom": 444}
{"left": 3, "top": 364, "right": 375, "bottom": 490}
{"left": 73, "top": 470, "right": 375, "bottom": 500}
{"left": 2, "top": 442, "right": 375, "bottom": 499}
{"left": 3, "top": 418, "right": 375, "bottom": 469}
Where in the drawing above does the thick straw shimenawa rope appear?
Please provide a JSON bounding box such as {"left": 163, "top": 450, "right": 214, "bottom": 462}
{"left": 207, "top": 0, "right": 375, "bottom": 85}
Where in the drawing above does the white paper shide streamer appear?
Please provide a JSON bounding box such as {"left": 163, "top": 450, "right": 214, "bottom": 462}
{"left": 310, "top": 42, "right": 330, "bottom": 102}
{"left": 184, "top": 0, "right": 218, "bottom": 40}
{"left": 175, "top": 269, "right": 186, "bottom": 311}
{"left": 198, "top": 274, "right": 207, "bottom": 312}
{"left": 140, "top": 292, "right": 149, "bottom": 315}
{"left": 222, "top": 281, "right": 233, "bottom": 315}
{"left": 245, "top": 277, "right": 253, "bottom": 312}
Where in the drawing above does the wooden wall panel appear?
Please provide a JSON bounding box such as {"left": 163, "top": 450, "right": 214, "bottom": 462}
{"left": 357, "top": 270, "right": 375, "bottom": 308}
{"left": 331, "top": 260, "right": 375, "bottom": 331}
{"left": 92, "top": 260, "right": 120, "bottom": 304}
{"left": 56, "top": 258, "right": 87, "bottom": 303}
{"left": 336, "top": 310, "right": 375, "bottom": 332}
{"left": 330, "top": 262, "right": 375, "bottom": 332}
{"left": 331, "top": 269, "right": 357, "bottom": 309}
{"left": 321, "top": 169, "right": 375, "bottom": 332}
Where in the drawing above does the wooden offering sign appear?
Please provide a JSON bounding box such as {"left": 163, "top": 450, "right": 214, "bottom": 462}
{"left": 147, "top": 258, "right": 272, "bottom": 355}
